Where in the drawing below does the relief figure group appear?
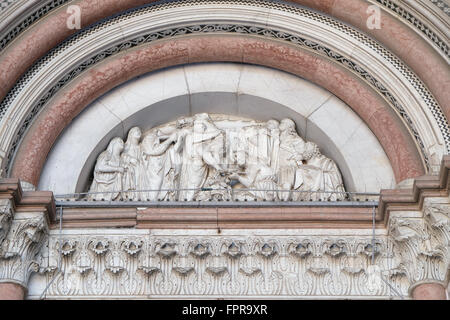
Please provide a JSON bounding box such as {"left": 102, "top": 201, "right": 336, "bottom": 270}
{"left": 88, "top": 113, "right": 346, "bottom": 201}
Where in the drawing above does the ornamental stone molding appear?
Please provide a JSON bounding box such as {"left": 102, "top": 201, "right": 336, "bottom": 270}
{"left": 0, "top": 0, "right": 447, "bottom": 180}
{"left": 30, "top": 230, "right": 407, "bottom": 299}
{"left": 0, "top": 0, "right": 447, "bottom": 58}
{"left": 24, "top": 197, "right": 450, "bottom": 300}
{"left": 0, "top": 0, "right": 449, "bottom": 301}
{"left": 0, "top": 178, "right": 54, "bottom": 295}
{"left": 0, "top": 0, "right": 16, "bottom": 14}
{"left": 373, "top": 0, "right": 450, "bottom": 60}
{"left": 428, "top": 0, "right": 450, "bottom": 17}
{"left": 0, "top": 212, "right": 49, "bottom": 288}
{"left": 25, "top": 208, "right": 450, "bottom": 300}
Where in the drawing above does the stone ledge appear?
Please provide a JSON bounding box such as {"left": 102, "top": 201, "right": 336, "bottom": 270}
{"left": 0, "top": 178, "right": 55, "bottom": 223}
{"left": 379, "top": 155, "right": 450, "bottom": 225}
{"left": 136, "top": 206, "right": 379, "bottom": 229}
{"left": 52, "top": 207, "right": 137, "bottom": 229}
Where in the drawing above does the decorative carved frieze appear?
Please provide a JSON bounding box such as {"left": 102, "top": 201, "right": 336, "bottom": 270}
{"left": 29, "top": 234, "right": 412, "bottom": 299}
{"left": 0, "top": 213, "right": 48, "bottom": 287}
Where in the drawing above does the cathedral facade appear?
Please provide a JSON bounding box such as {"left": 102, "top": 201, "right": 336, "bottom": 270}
{"left": 0, "top": 0, "right": 448, "bottom": 300}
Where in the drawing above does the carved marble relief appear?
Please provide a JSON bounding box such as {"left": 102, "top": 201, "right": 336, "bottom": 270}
{"left": 31, "top": 234, "right": 411, "bottom": 299}
{"left": 88, "top": 114, "right": 346, "bottom": 201}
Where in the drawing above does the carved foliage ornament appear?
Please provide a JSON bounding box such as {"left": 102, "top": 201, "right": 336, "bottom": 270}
{"left": 30, "top": 235, "right": 412, "bottom": 298}
{"left": 0, "top": 215, "right": 48, "bottom": 286}
{"left": 389, "top": 205, "right": 450, "bottom": 285}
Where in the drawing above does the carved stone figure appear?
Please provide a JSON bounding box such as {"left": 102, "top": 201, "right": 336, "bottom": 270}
{"left": 266, "top": 119, "right": 280, "bottom": 171}
{"left": 178, "top": 114, "right": 225, "bottom": 201}
{"left": 297, "top": 142, "right": 346, "bottom": 201}
{"left": 87, "top": 114, "right": 346, "bottom": 201}
{"left": 121, "top": 127, "right": 142, "bottom": 201}
{"left": 88, "top": 137, "right": 125, "bottom": 201}
{"left": 140, "top": 130, "right": 177, "bottom": 201}
{"left": 277, "top": 119, "right": 306, "bottom": 201}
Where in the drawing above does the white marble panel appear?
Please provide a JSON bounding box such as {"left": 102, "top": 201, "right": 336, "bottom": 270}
{"left": 307, "top": 96, "right": 396, "bottom": 191}
{"left": 99, "top": 67, "right": 190, "bottom": 121}
{"left": 237, "top": 64, "right": 333, "bottom": 117}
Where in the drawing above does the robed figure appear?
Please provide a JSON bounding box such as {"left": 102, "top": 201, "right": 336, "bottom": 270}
{"left": 88, "top": 137, "right": 125, "bottom": 201}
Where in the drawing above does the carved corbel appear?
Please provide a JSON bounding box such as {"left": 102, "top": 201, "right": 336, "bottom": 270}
{"left": 0, "top": 214, "right": 48, "bottom": 287}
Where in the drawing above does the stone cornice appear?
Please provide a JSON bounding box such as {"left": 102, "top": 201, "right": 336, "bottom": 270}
{"left": 379, "top": 155, "right": 450, "bottom": 225}
{"left": 0, "top": 178, "right": 55, "bottom": 223}
{"left": 0, "top": 178, "right": 22, "bottom": 205}
{"left": 48, "top": 204, "right": 380, "bottom": 230}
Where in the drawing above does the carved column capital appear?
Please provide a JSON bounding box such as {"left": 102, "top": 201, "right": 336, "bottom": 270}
{"left": 388, "top": 201, "right": 450, "bottom": 294}
{"left": 0, "top": 212, "right": 48, "bottom": 288}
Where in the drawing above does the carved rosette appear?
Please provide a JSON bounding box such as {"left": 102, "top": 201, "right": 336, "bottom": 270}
{"left": 0, "top": 213, "right": 48, "bottom": 287}
{"left": 389, "top": 202, "right": 450, "bottom": 290}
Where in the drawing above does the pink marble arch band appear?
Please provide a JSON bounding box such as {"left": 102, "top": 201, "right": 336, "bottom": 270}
{"left": 0, "top": 0, "right": 448, "bottom": 122}
{"left": 10, "top": 35, "right": 425, "bottom": 186}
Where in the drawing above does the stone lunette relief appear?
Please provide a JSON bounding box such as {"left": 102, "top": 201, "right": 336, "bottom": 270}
{"left": 88, "top": 114, "right": 346, "bottom": 201}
